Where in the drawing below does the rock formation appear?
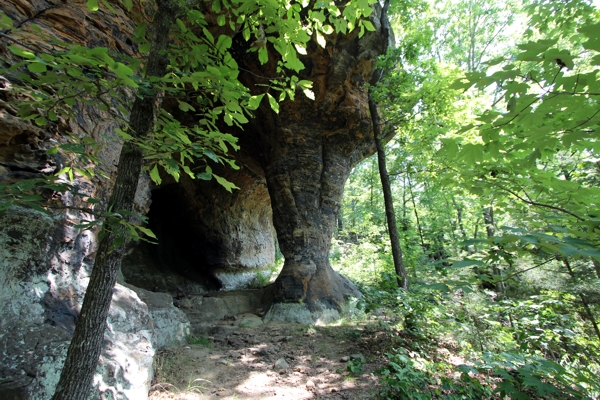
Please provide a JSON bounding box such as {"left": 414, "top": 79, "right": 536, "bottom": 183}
{"left": 235, "top": 8, "right": 390, "bottom": 321}
{"left": 0, "top": 0, "right": 390, "bottom": 397}
{"left": 0, "top": 2, "right": 188, "bottom": 398}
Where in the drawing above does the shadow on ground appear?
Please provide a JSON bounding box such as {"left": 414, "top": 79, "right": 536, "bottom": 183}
{"left": 148, "top": 319, "right": 389, "bottom": 400}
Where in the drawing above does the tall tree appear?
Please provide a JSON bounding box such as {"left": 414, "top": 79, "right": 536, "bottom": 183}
{"left": 368, "top": 0, "right": 408, "bottom": 289}
{"left": 51, "top": 0, "right": 179, "bottom": 397}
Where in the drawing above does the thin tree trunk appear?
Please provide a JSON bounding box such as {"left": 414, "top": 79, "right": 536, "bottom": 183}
{"left": 407, "top": 172, "right": 425, "bottom": 249}
{"left": 483, "top": 203, "right": 504, "bottom": 293}
{"left": 370, "top": 158, "right": 374, "bottom": 211}
{"left": 402, "top": 173, "right": 407, "bottom": 220}
{"left": 363, "top": 0, "right": 406, "bottom": 289}
{"left": 368, "top": 96, "right": 408, "bottom": 289}
{"left": 561, "top": 257, "right": 600, "bottom": 341}
{"left": 593, "top": 258, "right": 600, "bottom": 280}
{"left": 452, "top": 196, "right": 467, "bottom": 240}
{"left": 51, "top": 2, "right": 178, "bottom": 398}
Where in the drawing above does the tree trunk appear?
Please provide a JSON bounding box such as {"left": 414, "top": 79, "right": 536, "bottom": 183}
{"left": 51, "top": 2, "right": 177, "bottom": 398}
{"left": 483, "top": 205, "right": 494, "bottom": 238}
{"left": 369, "top": 96, "right": 408, "bottom": 289}
{"left": 407, "top": 172, "right": 425, "bottom": 249}
{"left": 482, "top": 203, "right": 504, "bottom": 293}
{"left": 593, "top": 258, "right": 600, "bottom": 280}
{"left": 452, "top": 196, "right": 467, "bottom": 240}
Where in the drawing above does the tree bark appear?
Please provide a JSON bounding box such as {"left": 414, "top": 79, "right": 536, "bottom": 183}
{"left": 368, "top": 96, "right": 408, "bottom": 289}
{"left": 51, "top": 2, "right": 178, "bottom": 398}
{"left": 407, "top": 172, "right": 425, "bottom": 249}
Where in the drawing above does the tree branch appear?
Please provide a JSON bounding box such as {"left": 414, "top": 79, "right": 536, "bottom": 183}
{"left": 496, "top": 183, "right": 585, "bottom": 222}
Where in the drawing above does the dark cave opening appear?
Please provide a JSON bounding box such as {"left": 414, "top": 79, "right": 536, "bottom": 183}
{"left": 121, "top": 184, "right": 222, "bottom": 295}
{"left": 122, "top": 164, "right": 277, "bottom": 294}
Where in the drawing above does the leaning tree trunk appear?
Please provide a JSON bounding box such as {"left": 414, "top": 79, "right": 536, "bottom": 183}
{"left": 366, "top": 0, "right": 407, "bottom": 289}
{"left": 51, "top": 2, "right": 178, "bottom": 398}
{"left": 368, "top": 96, "right": 408, "bottom": 289}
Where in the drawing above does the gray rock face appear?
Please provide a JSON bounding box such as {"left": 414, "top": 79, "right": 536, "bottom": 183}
{"left": 126, "top": 286, "right": 190, "bottom": 350}
{"left": 0, "top": 1, "right": 388, "bottom": 397}
{"left": 0, "top": 207, "right": 188, "bottom": 399}
{"left": 263, "top": 303, "right": 341, "bottom": 325}
{"left": 234, "top": 4, "right": 386, "bottom": 312}
{"left": 274, "top": 357, "right": 290, "bottom": 370}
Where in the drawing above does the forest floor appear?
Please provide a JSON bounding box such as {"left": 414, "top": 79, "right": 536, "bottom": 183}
{"left": 147, "top": 316, "right": 411, "bottom": 400}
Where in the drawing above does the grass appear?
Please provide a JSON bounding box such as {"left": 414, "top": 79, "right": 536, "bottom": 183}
{"left": 187, "top": 335, "right": 211, "bottom": 347}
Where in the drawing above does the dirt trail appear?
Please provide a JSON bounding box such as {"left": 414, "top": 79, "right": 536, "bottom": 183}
{"left": 148, "top": 315, "right": 387, "bottom": 399}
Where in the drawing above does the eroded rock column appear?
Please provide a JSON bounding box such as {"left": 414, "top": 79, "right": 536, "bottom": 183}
{"left": 237, "top": 5, "right": 390, "bottom": 322}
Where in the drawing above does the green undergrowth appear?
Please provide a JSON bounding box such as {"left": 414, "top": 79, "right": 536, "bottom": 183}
{"left": 187, "top": 335, "right": 212, "bottom": 347}
{"left": 355, "top": 281, "right": 600, "bottom": 400}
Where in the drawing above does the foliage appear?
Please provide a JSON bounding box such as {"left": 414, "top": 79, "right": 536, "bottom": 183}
{"left": 0, "top": 0, "right": 379, "bottom": 219}
{"left": 353, "top": 281, "right": 600, "bottom": 400}
{"left": 439, "top": 0, "right": 600, "bottom": 258}
{"left": 345, "top": 356, "right": 366, "bottom": 375}
{"left": 332, "top": 0, "right": 600, "bottom": 398}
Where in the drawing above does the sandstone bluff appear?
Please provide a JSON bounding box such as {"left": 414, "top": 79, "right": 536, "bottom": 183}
{"left": 0, "top": 0, "right": 391, "bottom": 397}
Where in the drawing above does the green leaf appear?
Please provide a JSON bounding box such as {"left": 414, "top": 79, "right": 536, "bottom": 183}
{"left": 196, "top": 171, "right": 212, "bottom": 180}
{"left": 176, "top": 18, "right": 187, "bottom": 33}
{"left": 111, "top": 62, "right": 134, "bottom": 79}
{"left": 517, "top": 39, "right": 557, "bottom": 52}
{"left": 137, "top": 226, "right": 157, "bottom": 239}
{"left": 216, "top": 35, "right": 232, "bottom": 53}
{"left": 0, "top": 11, "right": 13, "bottom": 29}
{"left": 267, "top": 93, "right": 279, "bottom": 113}
{"left": 27, "top": 62, "right": 47, "bottom": 73}
{"left": 362, "top": 20, "right": 375, "bottom": 32}
{"left": 202, "top": 28, "right": 214, "bottom": 45}
{"left": 452, "top": 260, "right": 484, "bottom": 268}
{"left": 149, "top": 165, "right": 162, "bottom": 185}
{"left": 258, "top": 47, "right": 268, "bottom": 64}
{"left": 316, "top": 32, "right": 326, "bottom": 48}
{"left": 203, "top": 149, "right": 218, "bottom": 162}
{"left": 8, "top": 46, "right": 36, "bottom": 59}
{"left": 178, "top": 100, "right": 195, "bottom": 112}
{"left": 197, "top": 165, "right": 212, "bottom": 180}
{"left": 86, "top": 0, "right": 99, "bottom": 12}
{"left": 213, "top": 173, "right": 239, "bottom": 192}
{"left": 247, "top": 94, "right": 264, "bottom": 110}
{"left": 35, "top": 115, "right": 47, "bottom": 126}
{"left": 449, "top": 78, "right": 473, "bottom": 91}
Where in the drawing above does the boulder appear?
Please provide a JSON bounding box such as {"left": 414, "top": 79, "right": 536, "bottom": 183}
{"left": 0, "top": 206, "right": 187, "bottom": 399}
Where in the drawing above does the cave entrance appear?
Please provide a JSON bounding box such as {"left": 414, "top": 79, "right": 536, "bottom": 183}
{"left": 121, "top": 170, "right": 277, "bottom": 295}
{"left": 121, "top": 184, "right": 222, "bottom": 295}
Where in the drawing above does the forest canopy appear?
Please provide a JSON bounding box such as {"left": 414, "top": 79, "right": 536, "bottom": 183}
{"left": 333, "top": 0, "right": 600, "bottom": 398}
